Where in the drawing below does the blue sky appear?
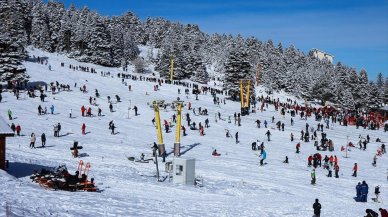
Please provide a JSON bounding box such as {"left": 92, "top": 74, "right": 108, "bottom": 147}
{"left": 54, "top": 0, "right": 388, "bottom": 80}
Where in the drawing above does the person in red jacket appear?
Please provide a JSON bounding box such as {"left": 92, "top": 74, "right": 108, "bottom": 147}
{"left": 296, "top": 143, "right": 301, "bottom": 153}
{"left": 334, "top": 163, "right": 340, "bottom": 178}
{"left": 81, "top": 105, "right": 86, "bottom": 116}
{"left": 15, "top": 124, "right": 21, "bottom": 136}
{"left": 379, "top": 208, "right": 388, "bottom": 217}
{"left": 317, "top": 153, "right": 322, "bottom": 167}
{"left": 308, "top": 155, "right": 313, "bottom": 167}
{"left": 352, "top": 163, "right": 358, "bottom": 177}
{"left": 334, "top": 155, "right": 338, "bottom": 165}
{"left": 329, "top": 156, "right": 333, "bottom": 166}
{"left": 82, "top": 123, "right": 86, "bottom": 135}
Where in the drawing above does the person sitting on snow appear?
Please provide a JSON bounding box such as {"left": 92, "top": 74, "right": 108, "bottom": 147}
{"left": 212, "top": 149, "right": 220, "bottom": 156}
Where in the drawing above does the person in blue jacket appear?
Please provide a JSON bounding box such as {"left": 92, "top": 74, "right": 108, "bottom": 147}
{"left": 260, "top": 150, "right": 267, "bottom": 166}
{"left": 360, "top": 180, "right": 369, "bottom": 202}
{"left": 50, "top": 105, "right": 55, "bottom": 114}
{"left": 356, "top": 182, "right": 362, "bottom": 202}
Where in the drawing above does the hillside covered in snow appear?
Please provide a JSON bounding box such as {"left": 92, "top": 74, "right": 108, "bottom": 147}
{"left": 0, "top": 48, "right": 387, "bottom": 217}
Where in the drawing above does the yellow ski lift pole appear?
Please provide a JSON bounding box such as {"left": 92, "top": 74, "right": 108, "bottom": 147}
{"left": 153, "top": 101, "right": 165, "bottom": 156}
{"left": 174, "top": 103, "right": 183, "bottom": 156}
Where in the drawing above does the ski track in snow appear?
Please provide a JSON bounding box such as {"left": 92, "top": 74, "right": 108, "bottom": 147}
{"left": 0, "top": 47, "right": 387, "bottom": 217}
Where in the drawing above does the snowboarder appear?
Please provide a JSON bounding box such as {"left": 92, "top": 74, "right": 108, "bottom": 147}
{"left": 41, "top": 133, "right": 46, "bottom": 147}
{"left": 212, "top": 149, "right": 221, "bottom": 156}
{"left": 283, "top": 156, "right": 289, "bottom": 164}
{"left": 30, "top": 133, "right": 36, "bottom": 149}
{"left": 313, "top": 199, "right": 321, "bottom": 217}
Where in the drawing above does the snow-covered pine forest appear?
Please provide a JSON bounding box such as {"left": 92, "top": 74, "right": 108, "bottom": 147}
{"left": 0, "top": 0, "right": 387, "bottom": 109}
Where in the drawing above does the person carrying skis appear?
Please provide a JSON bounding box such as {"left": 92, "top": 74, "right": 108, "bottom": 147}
{"left": 265, "top": 130, "right": 271, "bottom": 141}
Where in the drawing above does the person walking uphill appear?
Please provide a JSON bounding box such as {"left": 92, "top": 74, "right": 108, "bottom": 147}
{"left": 313, "top": 199, "right": 321, "bottom": 217}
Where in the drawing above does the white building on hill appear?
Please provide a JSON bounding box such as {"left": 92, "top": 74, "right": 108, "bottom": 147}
{"left": 311, "top": 48, "right": 334, "bottom": 63}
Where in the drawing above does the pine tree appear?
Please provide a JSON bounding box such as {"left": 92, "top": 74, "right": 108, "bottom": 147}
{"left": 223, "top": 42, "right": 254, "bottom": 98}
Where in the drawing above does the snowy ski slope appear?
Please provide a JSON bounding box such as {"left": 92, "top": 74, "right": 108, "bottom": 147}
{"left": 0, "top": 47, "right": 387, "bottom": 217}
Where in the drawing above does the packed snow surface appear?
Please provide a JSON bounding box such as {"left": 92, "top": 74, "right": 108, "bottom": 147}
{"left": 0, "top": 48, "right": 387, "bottom": 217}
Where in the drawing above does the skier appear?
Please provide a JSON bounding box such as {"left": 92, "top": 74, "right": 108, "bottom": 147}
{"left": 30, "top": 133, "right": 36, "bottom": 149}
{"left": 372, "top": 155, "right": 377, "bottom": 167}
{"left": 205, "top": 118, "right": 209, "bottom": 128}
{"left": 53, "top": 124, "right": 58, "bottom": 137}
{"left": 57, "top": 123, "right": 61, "bottom": 136}
{"left": 290, "top": 133, "right": 294, "bottom": 141}
{"left": 81, "top": 105, "right": 86, "bottom": 116}
{"left": 82, "top": 123, "right": 86, "bottom": 135}
{"left": 311, "top": 169, "right": 316, "bottom": 185}
{"left": 16, "top": 124, "right": 21, "bottom": 136}
{"left": 50, "top": 105, "right": 54, "bottom": 114}
{"left": 264, "top": 120, "right": 267, "bottom": 128}
{"left": 7, "top": 109, "right": 12, "bottom": 120}
{"left": 259, "top": 149, "right": 267, "bottom": 166}
{"left": 374, "top": 186, "right": 380, "bottom": 203}
{"left": 334, "top": 163, "right": 339, "bottom": 178}
{"left": 182, "top": 126, "right": 187, "bottom": 136}
{"left": 352, "top": 163, "right": 358, "bottom": 177}
{"left": 111, "top": 122, "right": 116, "bottom": 135}
{"left": 313, "top": 199, "right": 321, "bottom": 217}
{"left": 379, "top": 208, "right": 388, "bottom": 217}
{"left": 69, "top": 109, "right": 72, "bottom": 118}
{"left": 98, "top": 107, "right": 102, "bottom": 116}
{"left": 265, "top": 130, "right": 271, "bottom": 141}
{"left": 235, "top": 132, "right": 239, "bottom": 144}
{"left": 296, "top": 143, "right": 301, "bottom": 153}
{"left": 41, "top": 133, "right": 46, "bottom": 147}
{"left": 10, "top": 123, "right": 15, "bottom": 133}
{"left": 134, "top": 106, "right": 138, "bottom": 116}
{"left": 109, "top": 103, "right": 113, "bottom": 112}
{"left": 251, "top": 141, "right": 257, "bottom": 150}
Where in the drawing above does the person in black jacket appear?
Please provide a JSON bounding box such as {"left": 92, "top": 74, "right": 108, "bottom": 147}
{"left": 41, "top": 133, "right": 46, "bottom": 147}
{"left": 313, "top": 198, "right": 321, "bottom": 217}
